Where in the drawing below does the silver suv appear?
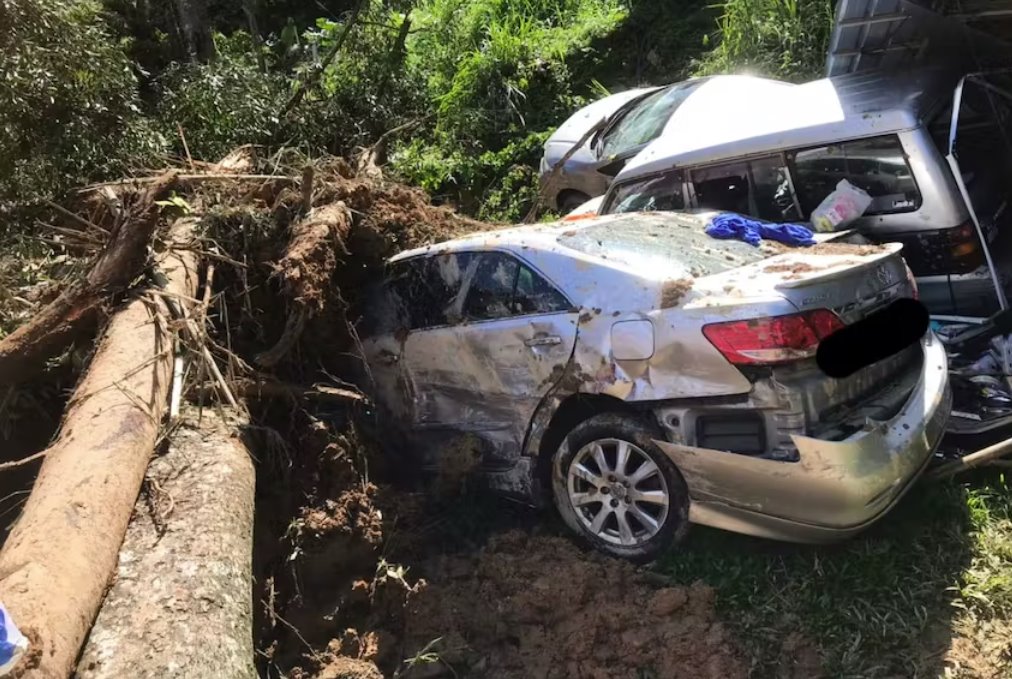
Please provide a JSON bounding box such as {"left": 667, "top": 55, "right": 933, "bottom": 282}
{"left": 598, "top": 68, "right": 1012, "bottom": 317}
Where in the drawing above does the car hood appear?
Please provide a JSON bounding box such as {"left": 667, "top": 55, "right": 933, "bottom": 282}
{"left": 547, "top": 87, "right": 660, "bottom": 145}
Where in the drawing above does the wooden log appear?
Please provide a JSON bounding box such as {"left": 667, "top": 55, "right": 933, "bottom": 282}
{"left": 0, "top": 219, "right": 198, "bottom": 679}
{"left": 76, "top": 407, "right": 256, "bottom": 679}
{"left": 0, "top": 172, "right": 178, "bottom": 386}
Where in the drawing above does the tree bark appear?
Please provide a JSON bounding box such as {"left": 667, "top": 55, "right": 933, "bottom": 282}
{"left": 280, "top": 0, "right": 365, "bottom": 117}
{"left": 0, "top": 173, "right": 178, "bottom": 387}
{"left": 173, "top": 0, "right": 216, "bottom": 62}
{"left": 374, "top": 7, "right": 413, "bottom": 104}
{"left": 0, "top": 220, "right": 198, "bottom": 679}
{"left": 76, "top": 407, "right": 255, "bottom": 679}
{"left": 241, "top": 0, "right": 266, "bottom": 72}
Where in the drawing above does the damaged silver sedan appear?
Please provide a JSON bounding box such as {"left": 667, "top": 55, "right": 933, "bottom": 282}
{"left": 360, "top": 212, "right": 951, "bottom": 560}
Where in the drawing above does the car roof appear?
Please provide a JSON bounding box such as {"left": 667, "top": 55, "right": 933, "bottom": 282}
{"left": 388, "top": 220, "right": 597, "bottom": 263}
{"left": 387, "top": 211, "right": 769, "bottom": 273}
{"left": 618, "top": 67, "right": 959, "bottom": 180}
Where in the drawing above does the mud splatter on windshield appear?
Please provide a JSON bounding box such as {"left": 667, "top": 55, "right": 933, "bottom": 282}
{"left": 557, "top": 213, "right": 769, "bottom": 277}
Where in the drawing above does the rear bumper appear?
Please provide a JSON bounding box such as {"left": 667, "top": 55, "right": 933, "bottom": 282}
{"left": 917, "top": 267, "right": 1000, "bottom": 316}
{"left": 655, "top": 332, "right": 951, "bottom": 543}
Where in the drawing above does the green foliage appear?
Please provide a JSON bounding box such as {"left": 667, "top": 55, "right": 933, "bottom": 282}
{"left": 0, "top": 0, "right": 163, "bottom": 215}
{"left": 391, "top": 0, "right": 625, "bottom": 220}
{"left": 694, "top": 0, "right": 833, "bottom": 81}
{"left": 156, "top": 32, "right": 287, "bottom": 161}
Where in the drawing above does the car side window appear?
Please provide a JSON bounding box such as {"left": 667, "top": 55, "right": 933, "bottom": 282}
{"left": 514, "top": 264, "right": 570, "bottom": 314}
{"left": 463, "top": 253, "right": 518, "bottom": 321}
{"left": 463, "top": 253, "right": 571, "bottom": 321}
{"left": 390, "top": 253, "right": 473, "bottom": 330}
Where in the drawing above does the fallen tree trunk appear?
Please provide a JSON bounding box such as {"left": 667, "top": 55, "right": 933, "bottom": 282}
{"left": 257, "top": 202, "right": 352, "bottom": 368}
{"left": 76, "top": 406, "right": 256, "bottom": 679}
{"left": 0, "top": 219, "right": 198, "bottom": 679}
{"left": 0, "top": 173, "right": 178, "bottom": 386}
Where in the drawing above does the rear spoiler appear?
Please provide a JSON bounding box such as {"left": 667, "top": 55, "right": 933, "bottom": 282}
{"left": 774, "top": 242, "right": 904, "bottom": 289}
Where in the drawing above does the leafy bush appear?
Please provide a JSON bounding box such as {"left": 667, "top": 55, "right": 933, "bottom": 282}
{"left": 0, "top": 0, "right": 163, "bottom": 215}
{"left": 391, "top": 0, "right": 625, "bottom": 221}
{"left": 694, "top": 0, "right": 834, "bottom": 81}
{"left": 156, "top": 32, "right": 288, "bottom": 161}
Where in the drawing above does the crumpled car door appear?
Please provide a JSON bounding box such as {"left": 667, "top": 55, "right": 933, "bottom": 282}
{"left": 402, "top": 251, "right": 579, "bottom": 464}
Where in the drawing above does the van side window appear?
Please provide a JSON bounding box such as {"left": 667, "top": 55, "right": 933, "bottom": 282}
{"left": 790, "top": 136, "right": 921, "bottom": 216}
{"left": 606, "top": 170, "right": 685, "bottom": 213}
{"left": 690, "top": 156, "right": 800, "bottom": 222}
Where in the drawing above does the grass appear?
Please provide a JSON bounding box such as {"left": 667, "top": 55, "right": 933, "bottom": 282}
{"left": 656, "top": 471, "right": 1012, "bottom": 677}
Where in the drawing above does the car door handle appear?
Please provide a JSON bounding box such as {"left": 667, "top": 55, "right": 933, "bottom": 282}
{"left": 525, "top": 335, "right": 562, "bottom": 347}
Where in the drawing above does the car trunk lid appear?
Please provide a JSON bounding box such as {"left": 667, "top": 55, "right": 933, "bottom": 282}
{"left": 691, "top": 241, "right": 912, "bottom": 320}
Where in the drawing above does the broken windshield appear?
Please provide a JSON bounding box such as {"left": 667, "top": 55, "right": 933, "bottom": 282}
{"left": 557, "top": 214, "right": 768, "bottom": 277}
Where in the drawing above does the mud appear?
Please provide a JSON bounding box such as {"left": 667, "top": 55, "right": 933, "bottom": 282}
{"left": 661, "top": 278, "right": 694, "bottom": 308}
{"left": 398, "top": 531, "right": 747, "bottom": 679}
{"left": 264, "top": 411, "right": 747, "bottom": 679}
{"left": 763, "top": 261, "right": 818, "bottom": 275}
{"left": 807, "top": 242, "right": 888, "bottom": 256}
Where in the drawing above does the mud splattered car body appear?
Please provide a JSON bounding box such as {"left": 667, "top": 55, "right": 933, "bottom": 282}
{"left": 360, "top": 211, "right": 951, "bottom": 559}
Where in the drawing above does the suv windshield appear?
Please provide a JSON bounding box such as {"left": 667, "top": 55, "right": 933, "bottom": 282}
{"left": 558, "top": 213, "right": 767, "bottom": 276}
{"left": 598, "top": 79, "right": 707, "bottom": 160}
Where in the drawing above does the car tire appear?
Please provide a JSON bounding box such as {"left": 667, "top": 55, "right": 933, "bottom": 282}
{"left": 552, "top": 413, "right": 689, "bottom": 562}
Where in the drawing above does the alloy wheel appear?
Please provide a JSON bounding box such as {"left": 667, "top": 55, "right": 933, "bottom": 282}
{"left": 566, "top": 437, "right": 670, "bottom": 546}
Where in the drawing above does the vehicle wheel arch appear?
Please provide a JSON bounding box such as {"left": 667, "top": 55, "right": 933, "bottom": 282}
{"left": 531, "top": 392, "right": 660, "bottom": 503}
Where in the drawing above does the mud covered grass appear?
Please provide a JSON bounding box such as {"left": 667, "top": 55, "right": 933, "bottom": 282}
{"left": 658, "top": 472, "right": 1012, "bottom": 678}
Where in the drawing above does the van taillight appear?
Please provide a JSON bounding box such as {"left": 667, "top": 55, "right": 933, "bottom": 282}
{"left": 950, "top": 222, "right": 982, "bottom": 265}
{"left": 702, "top": 309, "right": 845, "bottom": 365}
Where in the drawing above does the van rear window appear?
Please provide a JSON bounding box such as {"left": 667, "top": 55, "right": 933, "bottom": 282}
{"left": 790, "top": 136, "right": 921, "bottom": 216}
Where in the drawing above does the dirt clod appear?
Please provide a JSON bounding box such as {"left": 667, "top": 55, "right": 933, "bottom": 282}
{"left": 661, "top": 278, "right": 694, "bottom": 308}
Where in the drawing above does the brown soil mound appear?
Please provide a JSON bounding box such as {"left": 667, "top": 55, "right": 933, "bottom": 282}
{"left": 397, "top": 531, "right": 746, "bottom": 679}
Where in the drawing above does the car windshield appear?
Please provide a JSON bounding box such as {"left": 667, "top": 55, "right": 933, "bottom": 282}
{"left": 557, "top": 213, "right": 767, "bottom": 277}
{"left": 598, "top": 79, "right": 707, "bottom": 160}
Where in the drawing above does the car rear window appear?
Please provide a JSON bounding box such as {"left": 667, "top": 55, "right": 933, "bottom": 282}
{"left": 790, "top": 135, "right": 921, "bottom": 216}
{"left": 557, "top": 214, "right": 768, "bottom": 277}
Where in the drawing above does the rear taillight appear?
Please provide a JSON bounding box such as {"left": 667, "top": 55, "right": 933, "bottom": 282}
{"left": 949, "top": 222, "right": 983, "bottom": 269}
{"left": 702, "top": 309, "right": 845, "bottom": 365}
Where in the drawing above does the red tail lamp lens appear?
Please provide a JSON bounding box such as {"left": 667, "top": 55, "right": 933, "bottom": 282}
{"left": 702, "top": 309, "right": 845, "bottom": 365}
